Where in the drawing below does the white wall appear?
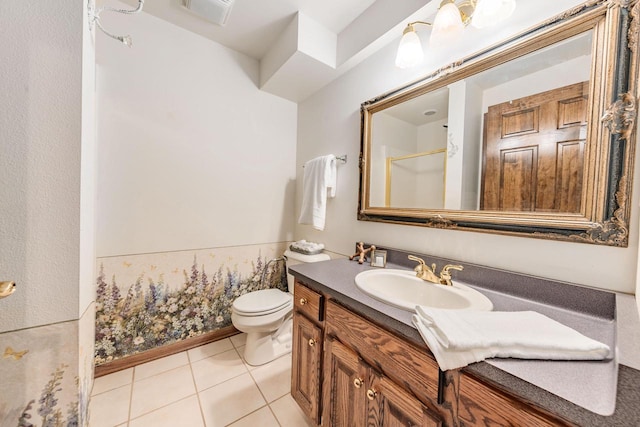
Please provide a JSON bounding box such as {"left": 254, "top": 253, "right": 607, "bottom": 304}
{"left": 417, "top": 119, "right": 448, "bottom": 152}
{"left": 0, "top": 0, "right": 95, "bottom": 422}
{"left": 80, "top": 0, "right": 98, "bottom": 314}
{"left": 295, "top": 2, "right": 640, "bottom": 295}
{"left": 96, "top": 5, "right": 297, "bottom": 257}
{"left": 461, "top": 81, "right": 483, "bottom": 210}
{"left": 417, "top": 119, "right": 447, "bottom": 208}
{"left": 0, "top": 0, "right": 89, "bottom": 330}
{"left": 445, "top": 81, "right": 467, "bottom": 210}
{"left": 370, "top": 113, "right": 416, "bottom": 206}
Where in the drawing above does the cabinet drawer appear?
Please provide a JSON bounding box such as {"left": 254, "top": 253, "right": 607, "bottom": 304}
{"left": 325, "top": 300, "right": 440, "bottom": 403}
{"left": 294, "top": 281, "right": 323, "bottom": 323}
{"left": 458, "top": 373, "right": 571, "bottom": 426}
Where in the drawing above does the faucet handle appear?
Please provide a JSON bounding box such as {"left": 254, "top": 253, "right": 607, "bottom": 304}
{"left": 408, "top": 256, "right": 425, "bottom": 277}
{"left": 439, "top": 264, "right": 464, "bottom": 286}
{"left": 409, "top": 256, "right": 438, "bottom": 273}
{"left": 408, "top": 255, "right": 426, "bottom": 265}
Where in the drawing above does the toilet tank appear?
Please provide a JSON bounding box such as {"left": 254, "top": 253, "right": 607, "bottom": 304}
{"left": 284, "top": 249, "right": 330, "bottom": 293}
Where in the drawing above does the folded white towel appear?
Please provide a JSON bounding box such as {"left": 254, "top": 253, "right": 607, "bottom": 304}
{"left": 289, "top": 240, "right": 325, "bottom": 255}
{"left": 412, "top": 307, "right": 611, "bottom": 371}
{"left": 298, "top": 155, "right": 337, "bottom": 231}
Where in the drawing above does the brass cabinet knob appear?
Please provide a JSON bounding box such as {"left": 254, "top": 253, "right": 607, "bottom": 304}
{"left": 366, "top": 389, "right": 378, "bottom": 400}
{"left": 308, "top": 338, "right": 316, "bottom": 347}
{"left": 299, "top": 298, "right": 308, "bottom": 306}
{"left": 353, "top": 378, "right": 363, "bottom": 388}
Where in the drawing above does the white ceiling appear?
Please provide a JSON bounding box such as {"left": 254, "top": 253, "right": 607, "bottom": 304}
{"left": 131, "top": 0, "right": 377, "bottom": 60}
{"left": 118, "top": 0, "right": 437, "bottom": 101}
{"left": 113, "top": 0, "right": 580, "bottom": 102}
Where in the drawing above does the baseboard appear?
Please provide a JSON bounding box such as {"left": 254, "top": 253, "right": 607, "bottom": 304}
{"left": 94, "top": 326, "right": 240, "bottom": 378}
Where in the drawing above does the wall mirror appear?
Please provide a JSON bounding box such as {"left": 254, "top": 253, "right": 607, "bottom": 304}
{"left": 359, "top": 0, "right": 639, "bottom": 246}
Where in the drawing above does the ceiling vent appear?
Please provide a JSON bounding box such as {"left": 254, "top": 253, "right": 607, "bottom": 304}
{"left": 183, "top": 0, "right": 235, "bottom": 26}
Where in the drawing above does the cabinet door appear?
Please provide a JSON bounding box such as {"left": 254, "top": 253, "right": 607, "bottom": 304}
{"left": 458, "top": 373, "right": 570, "bottom": 426}
{"left": 292, "top": 312, "right": 323, "bottom": 424}
{"left": 322, "top": 337, "right": 367, "bottom": 426}
{"left": 369, "top": 374, "right": 442, "bottom": 427}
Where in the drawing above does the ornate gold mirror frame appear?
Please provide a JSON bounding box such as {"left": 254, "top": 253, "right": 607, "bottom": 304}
{"left": 358, "top": 0, "right": 640, "bottom": 247}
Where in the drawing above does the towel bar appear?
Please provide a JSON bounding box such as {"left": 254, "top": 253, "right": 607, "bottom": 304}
{"left": 303, "top": 154, "right": 347, "bottom": 167}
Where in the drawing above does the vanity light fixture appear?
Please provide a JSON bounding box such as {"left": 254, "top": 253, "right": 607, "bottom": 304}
{"left": 395, "top": 22, "right": 432, "bottom": 68}
{"left": 88, "top": 0, "right": 145, "bottom": 47}
{"left": 395, "top": 0, "right": 516, "bottom": 68}
{"left": 430, "top": 0, "right": 466, "bottom": 47}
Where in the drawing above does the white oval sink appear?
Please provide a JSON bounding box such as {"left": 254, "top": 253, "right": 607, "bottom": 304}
{"left": 355, "top": 269, "right": 493, "bottom": 311}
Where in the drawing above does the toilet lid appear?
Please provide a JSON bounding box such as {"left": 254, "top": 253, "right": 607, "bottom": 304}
{"left": 232, "top": 289, "right": 292, "bottom": 315}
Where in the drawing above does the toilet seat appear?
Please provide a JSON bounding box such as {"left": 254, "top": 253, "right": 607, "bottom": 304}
{"left": 232, "top": 289, "right": 292, "bottom": 316}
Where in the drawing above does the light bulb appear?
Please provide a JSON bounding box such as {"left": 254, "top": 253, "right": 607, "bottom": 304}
{"left": 430, "top": 1, "right": 464, "bottom": 48}
{"left": 471, "top": 0, "right": 516, "bottom": 29}
{"left": 395, "top": 28, "right": 424, "bottom": 68}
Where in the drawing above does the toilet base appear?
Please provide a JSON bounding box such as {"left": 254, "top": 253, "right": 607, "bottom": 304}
{"left": 243, "top": 316, "right": 293, "bottom": 366}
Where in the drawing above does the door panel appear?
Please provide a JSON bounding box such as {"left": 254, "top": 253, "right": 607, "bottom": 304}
{"left": 555, "top": 140, "right": 585, "bottom": 213}
{"left": 499, "top": 147, "right": 537, "bottom": 211}
{"left": 482, "top": 81, "right": 588, "bottom": 212}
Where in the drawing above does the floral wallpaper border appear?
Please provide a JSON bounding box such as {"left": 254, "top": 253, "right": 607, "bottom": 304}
{"left": 1, "top": 315, "right": 90, "bottom": 427}
{"left": 16, "top": 364, "right": 81, "bottom": 427}
{"left": 95, "top": 245, "right": 288, "bottom": 365}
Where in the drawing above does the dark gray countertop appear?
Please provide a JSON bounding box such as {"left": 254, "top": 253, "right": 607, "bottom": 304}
{"left": 289, "top": 257, "right": 640, "bottom": 426}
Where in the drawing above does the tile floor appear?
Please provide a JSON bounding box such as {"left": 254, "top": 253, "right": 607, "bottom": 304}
{"left": 89, "top": 333, "right": 315, "bottom": 427}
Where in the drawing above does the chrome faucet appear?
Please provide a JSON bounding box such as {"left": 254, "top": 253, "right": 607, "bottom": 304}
{"left": 408, "top": 256, "right": 464, "bottom": 286}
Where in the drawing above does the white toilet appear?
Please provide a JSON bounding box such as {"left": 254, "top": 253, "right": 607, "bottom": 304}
{"left": 231, "top": 249, "right": 330, "bottom": 366}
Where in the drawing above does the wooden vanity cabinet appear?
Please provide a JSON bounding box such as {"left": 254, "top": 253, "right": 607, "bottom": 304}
{"left": 322, "top": 299, "right": 443, "bottom": 426}
{"left": 292, "top": 280, "right": 570, "bottom": 427}
{"left": 292, "top": 280, "right": 443, "bottom": 426}
{"left": 457, "top": 372, "right": 571, "bottom": 427}
{"left": 291, "top": 281, "right": 324, "bottom": 425}
{"left": 322, "top": 336, "right": 441, "bottom": 426}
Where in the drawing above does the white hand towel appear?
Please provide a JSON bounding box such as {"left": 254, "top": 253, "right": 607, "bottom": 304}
{"left": 412, "top": 308, "right": 611, "bottom": 371}
{"left": 298, "top": 155, "right": 337, "bottom": 231}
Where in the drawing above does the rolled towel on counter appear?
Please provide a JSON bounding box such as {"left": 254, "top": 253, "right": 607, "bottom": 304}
{"left": 412, "top": 307, "right": 611, "bottom": 371}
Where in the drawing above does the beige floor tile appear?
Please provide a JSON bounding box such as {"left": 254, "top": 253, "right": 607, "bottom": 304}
{"left": 228, "top": 406, "right": 280, "bottom": 427}
{"left": 199, "top": 373, "right": 266, "bottom": 426}
{"left": 129, "top": 395, "right": 204, "bottom": 427}
{"left": 130, "top": 365, "right": 196, "bottom": 419}
{"left": 270, "top": 393, "right": 316, "bottom": 427}
{"left": 88, "top": 384, "right": 131, "bottom": 427}
{"left": 250, "top": 353, "right": 292, "bottom": 402}
{"left": 134, "top": 351, "right": 189, "bottom": 381}
{"left": 191, "top": 348, "right": 247, "bottom": 391}
{"left": 235, "top": 345, "right": 251, "bottom": 369}
{"left": 92, "top": 368, "right": 133, "bottom": 396}
{"left": 229, "top": 333, "right": 247, "bottom": 348}
{"left": 235, "top": 345, "right": 262, "bottom": 371}
{"left": 187, "top": 338, "right": 234, "bottom": 363}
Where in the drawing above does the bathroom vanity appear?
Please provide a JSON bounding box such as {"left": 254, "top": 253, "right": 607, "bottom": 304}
{"left": 289, "top": 250, "right": 640, "bottom": 426}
